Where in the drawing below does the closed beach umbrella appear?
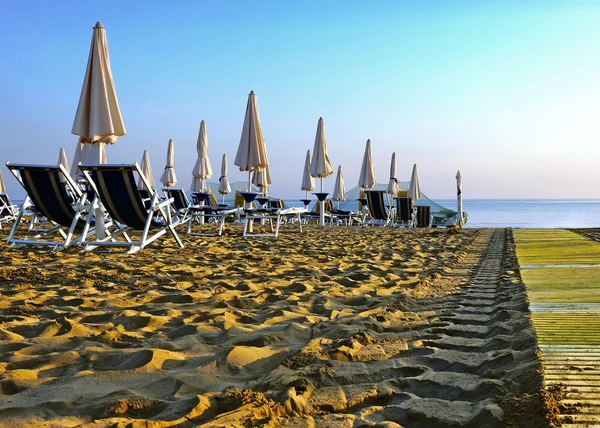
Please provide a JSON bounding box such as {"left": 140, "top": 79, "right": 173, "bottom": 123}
{"left": 234, "top": 90, "right": 268, "bottom": 190}
{"left": 387, "top": 152, "right": 399, "bottom": 195}
{"left": 301, "top": 150, "right": 315, "bottom": 199}
{"left": 191, "top": 120, "right": 212, "bottom": 192}
{"left": 160, "top": 139, "right": 177, "bottom": 187}
{"left": 218, "top": 154, "right": 231, "bottom": 203}
{"left": 70, "top": 141, "right": 84, "bottom": 180}
{"left": 72, "top": 21, "right": 125, "bottom": 238}
{"left": 456, "top": 170, "right": 463, "bottom": 227}
{"left": 138, "top": 150, "right": 155, "bottom": 190}
{"left": 251, "top": 142, "right": 271, "bottom": 196}
{"left": 408, "top": 163, "right": 421, "bottom": 201}
{"left": 72, "top": 21, "right": 125, "bottom": 162}
{"left": 0, "top": 168, "right": 6, "bottom": 194}
{"left": 310, "top": 117, "right": 333, "bottom": 226}
{"left": 358, "top": 139, "right": 376, "bottom": 189}
{"left": 57, "top": 147, "right": 70, "bottom": 182}
{"left": 310, "top": 117, "right": 333, "bottom": 187}
{"left": 332, "top": 165, "right": 346, "bottom": 205}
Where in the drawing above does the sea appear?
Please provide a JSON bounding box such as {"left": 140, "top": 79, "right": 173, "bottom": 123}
{"left": 281, "top": 199, "right": 600, "bottom": 229}
{"left": 10, "top": 198, "right": 600, "bottom": 229}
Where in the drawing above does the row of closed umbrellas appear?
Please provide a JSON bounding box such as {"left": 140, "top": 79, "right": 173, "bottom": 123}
{"left": 24, "top": 21, "right": 429, "bottom": 233}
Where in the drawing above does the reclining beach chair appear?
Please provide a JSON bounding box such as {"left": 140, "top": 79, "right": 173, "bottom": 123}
{"left": 0, "top": 193, "right": 19, "bottom": 228}
{"left": 185, "top": 191, "right": 241, "bottom": 236}
{"left": 243, "top": 203, "right": 307, "bottom": 238}
{"left": 305, "top": 199, "right": 333, "bottom": 225}
{"left": 79, "top": 164, "right": 184, "bottom": 253}
{"left": 4, "top": 163, "right": 102, "bottom": 250}
{"left": 394, "top": 197, "right": 415, "bottom": 227}
{"left": 162, "top": 188, "right": 192, "bottom": 223}
{"left": 416, "top": 205, "right": 432, "bottom": 228}
{"left": 364, "top": 190, "right": 394, "bottom": 226}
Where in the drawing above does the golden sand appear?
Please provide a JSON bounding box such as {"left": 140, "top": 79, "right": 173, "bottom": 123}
{"left": 0, "top": 224, "right": 555, "bottom": 427}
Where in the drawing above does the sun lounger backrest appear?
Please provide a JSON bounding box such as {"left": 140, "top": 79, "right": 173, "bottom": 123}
{"left": 0, "top": 194, "right": 13, "bottom": 217}
{"left": 366, "top": 191, "right": 387, "bottom": 220}
{"left": 268, "top": 199, "right": 284, "bottom": 209}
{"left": 164, "top": 189, "right": 189, "bottom": 210}
{"left": 396, "top": 197, "right": 414, "bottom": 222}
{"left": 416, "top": 205, "right": 431, "bottom": 227}
{"left": 12, "top": 166, "right": 80, "bottom": 228}
{"left": 89, "top": 167, "right": 150, "bottom": 230}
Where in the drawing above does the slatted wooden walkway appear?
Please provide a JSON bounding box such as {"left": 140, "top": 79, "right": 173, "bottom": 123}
{"left": 514, "top": 229, "right": 600, "bottom": 427}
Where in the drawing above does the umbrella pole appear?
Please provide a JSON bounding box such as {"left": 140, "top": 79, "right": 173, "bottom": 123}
{"left": 95, "top": 143, "right": 106, "bottom": 239}
{"left": 199, "top": 177, "right": 205, "bottom": 224}
{"left": 319, "top": 177, "right": 325, "bottom": 227}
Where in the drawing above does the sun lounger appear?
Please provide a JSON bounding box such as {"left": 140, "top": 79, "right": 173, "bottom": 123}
{"left": 394, "top": 197, "right": 415, "bottom": 227}
{"left": 363, "top": 190, "right": 394, "bottom": 226}
{"left": 162, "top": 188, "right": 192, "bottom": 222}
{"left": 0, "top": 193, "right": 18, "bottom": 227}
{"left": 4, "top": 163, "right": 104, "bottom": 250}
{"left": 243, "top": 206, "right": 307, "bottom": 237}
{"left": 416, "top": 205, "right": 432, "bottom": 228}
{"left": 185, "top": 192, "right": 241, "bottom": 236}
{"left": 79, "top": 164, "right": 183, "bottom": 253}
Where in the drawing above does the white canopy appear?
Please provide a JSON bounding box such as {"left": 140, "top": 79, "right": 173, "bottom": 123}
{"left": 358, "top": 139, "right": 376, "bottom": 189}
{"left": 160, "top": 139, "right": 177, "bottom": 187}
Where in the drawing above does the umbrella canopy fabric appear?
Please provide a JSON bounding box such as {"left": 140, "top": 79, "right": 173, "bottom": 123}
{"left": 358, "top": 139, "right": 376, "bottom": 189}
{"left": 332, "top": 165, "right": 346, "bottom": 202}
{"left": 301, "top": 150, "right": 315, "bottom": 191}
{"left": 191, "top": 120, "right": 212, "bottom": 192}
{"left": 387, "top": 152, "right": 399, "bottom": 195}
{"left": 138, "top": 150, "right": 156, "bottom": 190}
{"left": 218, "top": 154, "right": 231, "bottom": 195}
{"left": 70, "top": 141, "right": 85, "bottom": 180}
{"left": 251, "top": 142, "right": 271, "bottom": 193}
{"left": 0, "top": 168, "right": 6, "bottom": 194}
{"left": 408, "top": 164, "right": 421, "bottom": 201}
{"left": 310, "top": 117, "right": 333, "bottom": 179}
{"left": 57, "top": 147, "right": 70, "bottom": 182}
{"left": 72, "top": 22, "right": 125, "bottom": 145}
{"left": 234, "top": 91, "right": 267, "bottom": 172}
{"left": 160, "top": 139, "right": 177, "bottom": 187}
{"left": 81, "top": 142, "right": 107, "bottom": 165}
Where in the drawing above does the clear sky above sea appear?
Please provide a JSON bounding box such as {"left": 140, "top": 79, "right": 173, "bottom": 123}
{"left": 1, "top": 0, "right": 599, "bottom": 199}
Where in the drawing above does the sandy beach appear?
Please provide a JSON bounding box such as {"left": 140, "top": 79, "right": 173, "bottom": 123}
{"left": 0, "top": 224, "right": 557, "bottom": 427}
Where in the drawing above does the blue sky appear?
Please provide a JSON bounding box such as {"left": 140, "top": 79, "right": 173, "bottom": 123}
{"left": 1, "top": 0, "right": 599, "bottom": 199}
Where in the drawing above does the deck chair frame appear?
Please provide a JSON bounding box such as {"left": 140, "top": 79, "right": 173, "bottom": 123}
{"left": 5, "top": 162, "right": 102, "bottom": 250}
{"left": 394, "top": 197, "right": 415, "bottom": 227}
{"left": 0, "top": 193, "right": 19, "bottom": 228}
{"left": 162, "top": 188, "right": 192, "bottom": 223}
{"left": 363, "top": 190, "right": 395, "bottom": 227}
{"left": 243, "top": 207, "right": 306, "bottom": 238}
{"left": 79, "top": 163, "right": 183, "bottom": 254}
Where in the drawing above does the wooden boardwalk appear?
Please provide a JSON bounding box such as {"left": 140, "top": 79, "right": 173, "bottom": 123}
{"left": 514, "top": 229, "right": 600, "bottom": 427}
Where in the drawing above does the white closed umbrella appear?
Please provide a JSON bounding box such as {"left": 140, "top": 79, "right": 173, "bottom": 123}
{"left": 301, "top": 150, "right": 315, "bottom": 199}
{"left": 57, "top": 147, "right": 70, "bottom": 182}
{"left": 332, "top": 165, "right": 346, "bottom": 209}
{"left": 456, "top": 170, "right": 463, "bottom": 227}
{"left": 387, "top": 152, "right": 399, "bottom": 195}
{"left": 191, "top": 120, "right": 212, "bottom": 192}
{"left": 218, "top": 154, "right": 231, "bottom": 203}
{"left": 70, "top": 141, "right": 84, "bottom": 181}
{"left": 358, "top": 139, "right": 376, "bottom": 189}
{"left": 310, "top": 117, "right": 334, "bottom": 226}
{"left": 138, "top": 150, "right": 155, "bottom": 190}
{"left": 160, "top": 139, "right": 177, "bottom": 187}
{"left": 251, "top": 142, "right": 271, "bottom": 196}
{"left": 407, "top": 164, "right": 421, "bottom": 201}
{"left": 72, "top": 21, "right": 125, "bottom": 238}
{"left": 0, "top": 168, "right": 6, "bottom": 194}
{"left": 234, "top": 90, "right": 268, "bottom": 190}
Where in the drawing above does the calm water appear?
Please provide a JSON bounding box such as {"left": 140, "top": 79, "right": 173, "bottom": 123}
{"left": 284, "top": 198, "right": 600, "bottom": 228}
{"left": 437, "top": 199, "right": 600, "bottom": 229}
